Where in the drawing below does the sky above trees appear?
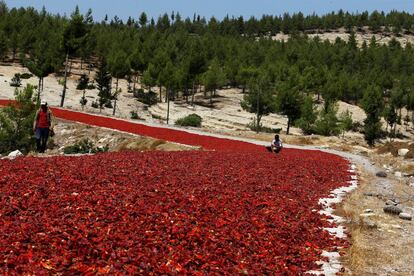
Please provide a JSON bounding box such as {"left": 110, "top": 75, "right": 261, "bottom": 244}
{"left": 4, "top": 0, "right": 414, "bottom": 21}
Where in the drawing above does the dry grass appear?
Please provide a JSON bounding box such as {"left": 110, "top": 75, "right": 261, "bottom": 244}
{"left": 376, "top": 141, "right": 412, "bottom": 156}
{"left": 339, "top": 163, "right": 414, "bottom": 275}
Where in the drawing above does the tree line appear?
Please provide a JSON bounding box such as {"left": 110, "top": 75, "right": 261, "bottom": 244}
{"left": 0, "top": 2, "right": 414, "bottom": 145}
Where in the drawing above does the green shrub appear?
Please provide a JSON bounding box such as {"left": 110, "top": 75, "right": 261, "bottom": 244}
{"left": 175, "top": 114, "right": 202, "bottom": 127}
{"left": 87, "top": 83, "right": 95, "bottom": 90}
{"left": 19, "top": 73, "right": 33, "bottom": 79}
{"left": 133, "top": 89, "right": 158, "bottom": 106}
{"left": 0, "top": 85, "right": 37, "bottom": 154}
{"left": 91, "top": 101, "right": 99, "bottom": 108}
{"left": 104, "top": 101, "right": 113, "bottom": 108}
{"left": 76, "top": 74, "right": 89, "bottom": 90}
{"left": 338, "top": 110, "right": 354, "bottom": 132}
{"left": 10, "top": 74, "right": 21, "bottom": 87}
{"left": 312, "top": 106, "right": 341, "bottom": 136}
{"left": 80, "top": 96, "right": 87, "bottom": 107}
{"left": 130, "top": 111, "right": 139, "bottom": 119}
{"left": 63, "top": 139, "right": 108, "bottom": 154}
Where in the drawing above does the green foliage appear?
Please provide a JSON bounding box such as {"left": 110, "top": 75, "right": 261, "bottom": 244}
{"left": 10, "top": 74, "right": 21, "bottom": 87}
{"left": 95, "top": 60, "right": 112, "bottom": 109}
{"left": 241, "top": 73, "right": 275, "bottom": 130}
{"left": 202, "top": 59, "right": 226, "bottom": 101}
{"left": 133, "top": 89, "right": 158, "bottom": 106}
{"left": 275, "top": 82, "right": 302, "bottom": 134}
{"left": 63, "top": 6, "right": 91, "bottom": 56}
{"left": 0, "top": 85, "right": 37, "bottom": 154}
{"left": 296, "top": 96, "right": 317, "bottom": 135}
{"left": 313, "top": 105, "right": 341, "bottom": 136}
{"left": 1, "top": 4, "right": 414, "bottom": 137}
{"left": 175, "top": 114, "right": 202, "bottom": 127}
{"left": 19, "top": 73, "right": 33, "bottom": 79}
{"left": 91, "top": 101, "right": 99, "bottom": 108}
{"left": 63, "top": 138, "right": 108, "bottom": 154}
{"left": 80, "top": 95, "right": 87, "bottom": 107}
{"left": 76, "top": 74, "right": 89, "bottom": 90}
{"left": 362, "top": 85, "right": 384, "bottom": 146}
{"left": 130, "top": 111, "right": 139, "bottom": 120}
{"left": 338, "top": 109, "right": 354, "bottom": 132}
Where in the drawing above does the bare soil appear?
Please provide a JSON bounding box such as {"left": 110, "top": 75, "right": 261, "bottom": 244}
{"left": 30, "top": 119, "right": 198, "bottom": 156}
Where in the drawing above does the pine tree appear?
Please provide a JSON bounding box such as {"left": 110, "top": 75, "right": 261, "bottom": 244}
{"left": 296, "top": 96, "right": 317, "bottom": 134}
{"left": 95, "top": 60, "right": 112, "bottom": 111}
{"left": 61, "top": 6, "right": 91, "bottom": 107}
{"left": 0, "top": 85, "right": 37, "bottom": 154}
{"left": 275, "top": 82, "right": 302, "bottom": 135}
{"left": 241, "top": 73, "right": 275, "bottom": 132}
{"left": 108, "top": 50, "right": 131, "bottom": 115}
{"left": 202, "top": 59, "right": 226, "bottom": 105}
{"left": 361, "top": 85, "right": 384, "bottom": 146}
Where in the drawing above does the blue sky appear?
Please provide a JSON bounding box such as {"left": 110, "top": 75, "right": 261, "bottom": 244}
{"left": 4, "top": 0, "right": 414, "bottom": 21}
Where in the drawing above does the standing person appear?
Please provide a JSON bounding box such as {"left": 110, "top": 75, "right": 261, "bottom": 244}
{"left": 270, "top": 134, "right": 283, "bottom": 153}
{"left": 33, "top": 102, "right": 54, "bottom": 153}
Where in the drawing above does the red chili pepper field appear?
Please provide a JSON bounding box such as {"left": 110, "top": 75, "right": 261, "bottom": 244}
{"left": 0, "top": 101, "right": 352, "bottom": 274}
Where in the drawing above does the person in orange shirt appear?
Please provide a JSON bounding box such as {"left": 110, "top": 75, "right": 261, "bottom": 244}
{"left": 33, "top": 102, "right": 54, "bottom": 153}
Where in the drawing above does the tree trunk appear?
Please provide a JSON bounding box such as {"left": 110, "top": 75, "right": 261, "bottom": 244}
{"left": 37, "top": 77, "right": 41, "bottom": 102}
{"left": 80, "top": 59, "right": 83, "bottom": 71}
{"left": 166, "top": 89, "right": 170, "bottom": 124}
{"left": 113, "top": 78, "right": 119, "bottom": 116}
{"left": 41, "top": 77, "right": 44, "bottom": 91}
{"left": 191, "top": 82, "right": 195, "bottom": 106}
{"left": 242, "top": 85, "right": 246, "bottom": 94}
{"left": 69, "top": 60, "right": 73, "bottom": 74}
{"left": 286, "top": 117, "right": 291, "bottom": 135}
{"left": 256, "top": 114, "right": 261, "bottom": 134}
{"left": 82, "top": 90, "right": 86, "bottom": 111}
{"left": 133, "top": 74, "right": 137, "bottom": 92}
{"left": 60, "top": 51, "right": 69, "bottom": 107}
{"left": 159, "top": 85, "right": 162, "bottom": 102}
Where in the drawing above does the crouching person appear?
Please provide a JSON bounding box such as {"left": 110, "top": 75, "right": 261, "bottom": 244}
{"left": 271, "top": 134, "right": 283, "bottom": 153}
{"left": 33, "top": 102, "right": 54, "bottom": 153}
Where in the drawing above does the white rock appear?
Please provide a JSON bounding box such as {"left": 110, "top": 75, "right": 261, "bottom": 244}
{"left": 398, "top": 148, "right": 409, "bottom": 157}
{"left": 8, "top": 150, "right": 23, "bottom": 158}
{"left": 363, "top": 209, "right": 374, "bottom": 213}
{"left": 395, "top": 171, "right": 403, "bottom": 178}
{"left": 399, "top": 213, "right": 412, "bottom": 221}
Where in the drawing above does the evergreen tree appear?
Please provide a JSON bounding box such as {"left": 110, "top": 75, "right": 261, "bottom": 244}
{"left": 361, "top": 85, "right": 384, "bottom": 146}
{"left": 241, "top": 73, "right": 275, "bottom": 132}
{"left": 202, "top": 59, "right": 226, "bottom": 105}
{"left": 384, "top": 103, "right": 397, "bottom": 137}
{"left": 95, "top": 60, "right": 112, "bottom": 111}
{"left": 0, "top": 85, "right": 37, "bottom": 154}
{"left": 77, "top": 74, "right": 89, "bottom": 110}
{"left": 296, "top": 96, "right": 317, "bottom": 134}
{"left": 275, "top": 82, "right": 302, "bottom": 134}
{"left": 108, "top": 50, "right": 131, "bottom": 115}
{"left": 61, "top": 6, "right": 91, "bottom": 107}
{"left": 313, "top": 104, "right": 341, "bottom": 136}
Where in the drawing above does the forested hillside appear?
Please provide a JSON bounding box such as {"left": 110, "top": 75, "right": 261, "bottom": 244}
{"left": 0, "top": 1, "right": 413, "bottom": 144}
